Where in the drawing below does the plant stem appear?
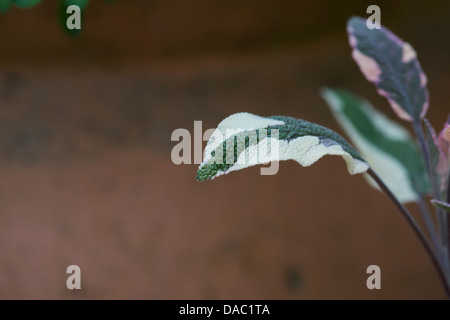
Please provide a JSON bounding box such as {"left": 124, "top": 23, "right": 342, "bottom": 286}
{"left": 418, "top": 197, "right": 440, "bottom": 255}
{"left": 414, "top": 122, "right": 434, "bottom": 191}
{"left": 414, "top": 121, "right": 449, "bottom": 279}
{"left": 418, "top": 197, "right": 447, "bottom": 278}
{"left": 447, "top": 169, "right": 450, "bottom": 205}
{"left": 447, "top": 169, "right": 450, "bottom": 273}
{"left": 414, "top": 122, "right": 447, "bottom": 243}
{"left": 368, "top": 168, "right": 450, "bottom": 298}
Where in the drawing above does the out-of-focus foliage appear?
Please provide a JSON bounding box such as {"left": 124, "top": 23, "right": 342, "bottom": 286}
{"left": 0, "top": 0, "right": 114, "bottom": 36}
{"left": 0, "top": 0, "right": 41, "bottom": 12}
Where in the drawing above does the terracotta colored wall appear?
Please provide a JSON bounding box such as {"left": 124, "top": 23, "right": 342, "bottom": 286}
{"left": 0, "top": 1, "right": 449, "bottom": 299}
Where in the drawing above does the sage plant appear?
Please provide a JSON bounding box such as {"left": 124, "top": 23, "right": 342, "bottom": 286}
{"left": 197, "top": 16, "right": 450, "bottom": 298}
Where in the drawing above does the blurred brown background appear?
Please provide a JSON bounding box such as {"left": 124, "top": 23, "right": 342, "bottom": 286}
{"left": 0, "top": 0, "right": 449, "bottom": 299}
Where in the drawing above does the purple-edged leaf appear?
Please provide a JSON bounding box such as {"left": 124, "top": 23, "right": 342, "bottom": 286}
{"left": 424, "top": 119, "right": 449, "bottom": 194}
{"left": 431, "top": 199, "right": 450, "bottom": 212}
{"left": 347, "top": 16, "right": 429, "bottom": 122}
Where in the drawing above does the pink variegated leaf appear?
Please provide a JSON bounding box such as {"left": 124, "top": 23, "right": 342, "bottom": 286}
{"left": 347, "top": 17, "right": 429, "bottom": 122}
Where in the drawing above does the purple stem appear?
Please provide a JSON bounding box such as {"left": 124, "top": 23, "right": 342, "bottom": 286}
{"left": 447, "top": 169, "right": 450, "bottom": 265}
{"left": 368, "top": 168, "right": 449, "bottom": 298}
{"left": 414, "top": 121, "right": 448, "bottom": 259}
{"left": 418, "top": 197, "right": 440, "bottom": 256}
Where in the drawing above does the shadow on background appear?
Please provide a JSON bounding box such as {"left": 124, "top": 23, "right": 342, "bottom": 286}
{"left": 0, "top": 0, "right": 449, "bottom": 299}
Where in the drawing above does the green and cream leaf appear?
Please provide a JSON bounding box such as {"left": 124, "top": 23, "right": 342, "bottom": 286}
{"left": 321, "top": 88, "right": 428, "bottom": 203}
{"left": 197, "top": 112, "right": 369, "bottom": 181}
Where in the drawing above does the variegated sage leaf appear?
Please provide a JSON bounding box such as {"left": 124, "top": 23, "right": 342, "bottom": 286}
{"left": 197, "top": 113, "right": 369, "bottom": 181}
{"left": 347, "top": 16, "right": 429, "bottom": 122}
{"left": 0, "top": 0, "right": 12, "bottom": 12}
{"left": 321, "top": 88, "right": 428, "bottom": 203}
